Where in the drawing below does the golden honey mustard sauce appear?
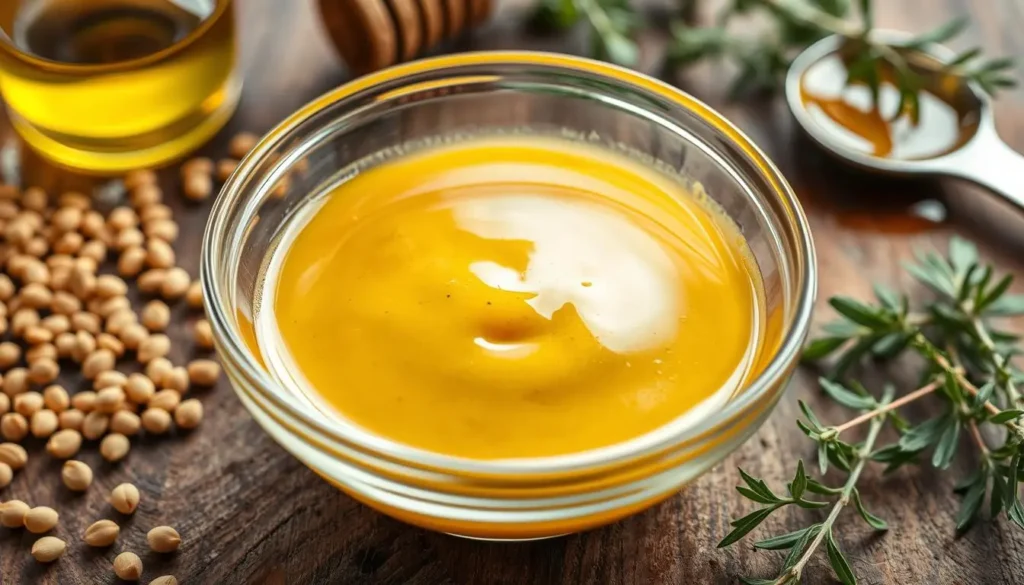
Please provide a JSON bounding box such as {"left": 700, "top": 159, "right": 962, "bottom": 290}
{"left": 800, "top": 54, "right": 978, "bottom": 159}
{"left": 257, "top": 137, "right": 766, "bottom": 459}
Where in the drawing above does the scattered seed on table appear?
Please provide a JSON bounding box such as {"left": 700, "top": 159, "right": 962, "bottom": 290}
{"left": 43, "top": 384, "right": 70, "bottom": 412}
{"left": 184, "top": 172, "right": 213, "bottom": 201}
{"left": 30, "top": 409, "right": 59, "bottom": 438}
{"left": 95, "top": 386, "right": 126, "bottom": 414}
{"left": 147, "top": 525, "right": 181, "bottom": 553}
{"left": 141, "top": 408, "right": 172, "bottom": 434}
{"left": 174, "top": 399, "right": 204, "bottom": 429}
{"left": 114, "top": 551, "right": 144, "bottom": 580}
{"left": 84, "top": 519, "right": 120, "bottom": 546}
{"left": 187, "top": 359, "right": 221, "bottom": 386}
{"left": 1, "top": 412, "right": 28, "bottom": 441}
{"left": 142, "top": 300, "right": 171, "bottom": 332}
{"left": 62, "top": 460, "right": 93, "bottom": 491}
{"left": 31, "top": 536, "right": 66, "bottom": 563}
{"left": 111, "top": 482, "right": 141, "bottom": 514}
{"left": 14, "top": 391, "right": 44, "bottom": 417}
{"left": 57, "top": 409, "right": 84, "bottom": 431}
{"left": 82, "top": 411, "right": 110, "bottom": 440}
{"left": 100, "top": 433, "right": 130, "bottom": 462}
{"left": 24, "top": 506, "right": 58, "bottom": 533}
{"left": 229, "top": 132, "right": 258, "bottom": 159}
{"left": 94, "top": 370, "right": 128, "bottom": 390}
{"left": 164, "top": 366, "right": 189, "bottom": 394}
{"left": 0, "top": 499, "right": 29, "bottom": 527}
{"left": 82, "top": 348, "right": 116, "bottom": 379}
{"left": 126, "top": 373, "right": 157, "bottom": 404}
{"left": 111, "top": 410, "right": 142, "bottom": 436}
{"left": 161, "top": 267, "right": 190, "bottom": 300}
{"left": 138, "top": 334, "right": 170, "bottom": 363}
{"left": 149, "top": 389, "right": 181, "bottom": 412}
{"left": 47, "top": 428, "right": 83, "bottom": 459}
{"left": 71, "top": 390, "right": 97, "bottom": 412}
{"left": 0, "top": 442, "right": 28, "bottom": 469}
{"left": 146, "top": 357, "right": 173, "bottom": 384}
{"left": 146, "top": 239, "right": 176, "bottom": 269}
{"left": 120, "top": 322, "right": 150, "bottom": 350}
{"left": 216, "top": 158, "right": 238, "bottom": 182}
{"left": 194, "top": 319, "right": 214, "bottom": 349}
{"left": 186, "top": 280, "right": 203, "bottom": 308}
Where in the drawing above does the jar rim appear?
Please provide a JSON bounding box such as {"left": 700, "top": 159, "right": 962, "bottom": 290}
{"left": 202, "top": 51, "right": 817, "bottom": 477}
{"left": 0, "top": 0, "right": 231, "bottom": 75}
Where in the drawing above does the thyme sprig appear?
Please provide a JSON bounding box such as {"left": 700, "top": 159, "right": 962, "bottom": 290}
{"left": 530, "top": 0, "right": 641, "bottom": 65}
{"left": 667, "top": 0, "right": 1017, "bottom": 115}
{"left": 531, "top": 0, "right": 1018, "bottom": 121}
{"left": 722, "top": 237, "right": 1024, "bottom": 584}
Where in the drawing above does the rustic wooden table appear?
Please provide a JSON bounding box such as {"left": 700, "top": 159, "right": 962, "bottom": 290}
{"left": 3, "top": 0, "right": 1024, "bottom": 583}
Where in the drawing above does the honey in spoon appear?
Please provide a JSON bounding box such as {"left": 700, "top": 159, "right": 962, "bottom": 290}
{"left": 799, "top": 53, "right": 980, "bottom": 160}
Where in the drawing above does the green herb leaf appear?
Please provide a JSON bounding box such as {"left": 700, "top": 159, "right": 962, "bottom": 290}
{"left": 948, "top": 47, "right": 982, "bottom": 68}
{"left": 899, "top": 415, "right": 949, "bottom": 452}
{"left": 597, "top": 32, "right": 639, "bottom": 66}
{"left": 980, "top": 56, "right": 1016, "bottom": 72}
{"left": 992, "top": 470, "right": 1006, "bottom": 517}
{"left": 826, "top": 529, "right": 857, "bottom": 585}
{"left": 804, "top": 336, "right": 849, "bottom": 361}
{"left": 906, "top": 261, "right": 956, "bottom": 297}
{"left": 956, "top": 475, "right": 987, "bottom": 532}
{"left": 985, "top": 294, "right": 1024, "bottom": 316}
{"left": 1006, "top": 453, "right": 1021, "bottom": 510}
{"left": 990, "top": 409, "right": 1024, "bottom": 424}
{"left": 1009, "top": 498, "right": 1024, "bottom": 530}
{"left": 754, "top": 526, "right": 813, "bottom": 550}
{"left": 718, "top": 506, "right": 778, "bottom": 547}
{"left": 799, "top": 400, "right": 823, "bottom": 429}
{"left": 977, "top": 274, "right": 1014, "bottom": 312}
{"left": 738, "top": 468, "right": 781, "bottom": 503}
{"left": 872, "top": 283, "right": 901, "bottom": 311}
{"left": 791, "top": 459, "right": 808, "bottom": 500}
{"left": 906, "top": 17, "right": 968, "bottom": 49}
{"left": 829, "top": 297, "right": 890, "bottom": 328}
{"left": 852, "top": 488, "right": 888, "bottom": 531}
{"left": 782, "top": 524, "right": 822, "bottom": 571}
{"left": 932, "top": 419, "right": 961, "bottom": 470}
{"left": 737, "top": 486, "right": 783, "bottom": 505}
{"left": 856, "top": 0, "right": 872, "bottom": 28}
{"left": 806, "top": 478, "right": 843, "bottom": 495}
{"left": 973, "top": 381, "right": 996, "bottom": 411}
{"left": 818, "top": 440, "right": 830, "bottom": 475}
{"left": 821, "top": 378, "right": 876, "bottom": 410}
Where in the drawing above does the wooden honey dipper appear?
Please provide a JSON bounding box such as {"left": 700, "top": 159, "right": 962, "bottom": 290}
{"left": 319, "top": 0, "right": 495, "bottom": 75}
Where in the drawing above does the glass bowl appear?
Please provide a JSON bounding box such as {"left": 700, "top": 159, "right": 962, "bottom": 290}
{"left": 201, "top": 52, "right": 817, "bottom": 540}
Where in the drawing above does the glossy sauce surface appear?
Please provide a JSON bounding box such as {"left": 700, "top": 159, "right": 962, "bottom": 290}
{"left": 800, "top": 54, "right": 978, "bottom": 159}
{"left": 260, "top": 138, "right": 764, "bottom": 459}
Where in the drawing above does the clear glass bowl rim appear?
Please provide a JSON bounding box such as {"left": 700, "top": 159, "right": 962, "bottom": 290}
{"left": 202, "top": 51, "right": 818, "bottom": 478}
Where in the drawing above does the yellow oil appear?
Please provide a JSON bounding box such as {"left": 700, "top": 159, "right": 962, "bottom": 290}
{"left": 0, "top": 0, "right": 238, "bottom": 173}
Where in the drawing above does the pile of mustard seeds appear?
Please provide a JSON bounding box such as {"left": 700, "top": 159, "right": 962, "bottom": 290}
{"left": 0, "top": 132, "right": 260, "bottom": 583}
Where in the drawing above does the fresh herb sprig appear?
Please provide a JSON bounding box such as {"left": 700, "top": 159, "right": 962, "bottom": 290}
{"left": 531, "top": 0, "right": 1018, "bottom": 122}
{"left": 531, "top": 0, "right": 642, "bottom": 66}
{"left": 722, "top": 237, "right": 1024, "bottom": 585}
{"left": 668, "top": 0, "right": 1017, "bottom": 117}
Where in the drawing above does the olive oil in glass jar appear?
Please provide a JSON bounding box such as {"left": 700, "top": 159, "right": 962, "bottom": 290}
{"left": 0, "top": 0, "right": 239, "bottom": 173}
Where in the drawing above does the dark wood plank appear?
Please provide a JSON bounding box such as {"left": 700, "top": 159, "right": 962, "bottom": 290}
{"left": 2, "top": 0, "right": 1024, "bottom": 583}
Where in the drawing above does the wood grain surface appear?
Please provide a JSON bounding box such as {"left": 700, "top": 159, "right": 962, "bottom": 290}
{"left": 3, "top": 0, "right": 1024, "bottom": 583}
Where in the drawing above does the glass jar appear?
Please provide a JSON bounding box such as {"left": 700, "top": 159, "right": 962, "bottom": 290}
{"left": 0, "top": 0, "right": 239, "bottom": 174}
{"left": 202, "top": 52, "right": 817, "bottom": 540}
